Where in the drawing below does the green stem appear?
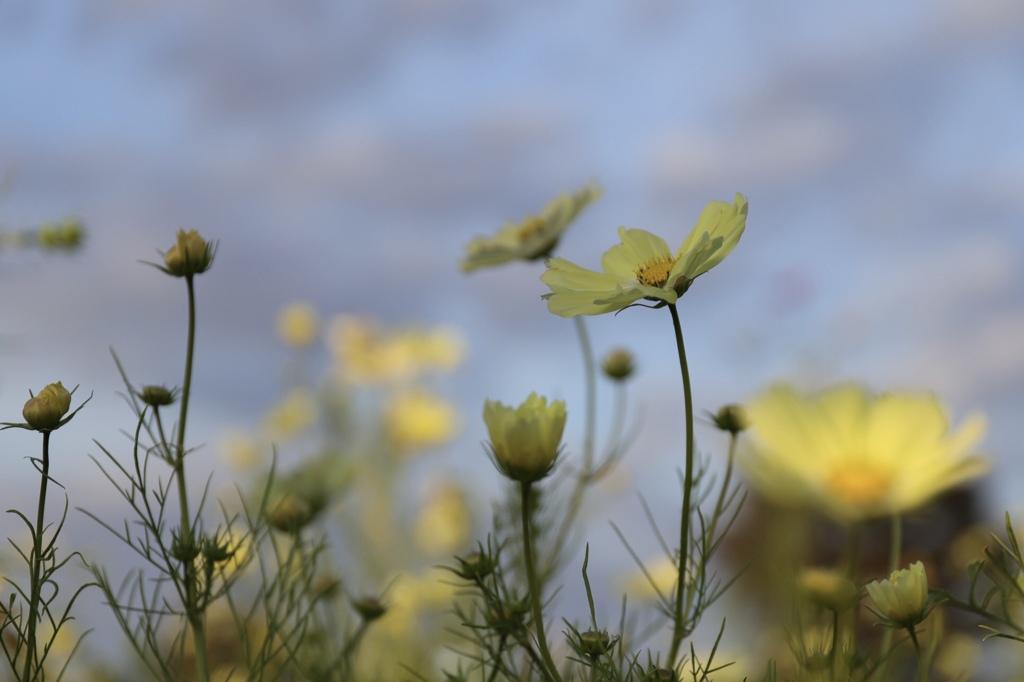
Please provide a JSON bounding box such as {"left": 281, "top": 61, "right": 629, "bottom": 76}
{"left": 23, "top": 430, "right": 51, "bottom": 682}
{"left": 907, "top": 625, "right": 928, "bottom": 682}
{"left": 705, "top": 432, "right": 738, "bottom": 548}
{"left": 573, "top": 316, "right": 596, "bottom": 472}
{"left": 175, "top": 274, "right": 208, "bottom": 682}
{"left": 666, "top": 303, "right": 695, "bottom": 667}
{"left": 877, "top": 514, "right": 903, "bottom": 681}
{"left": 520, "top": 482, "right": 563, "bottom": 682}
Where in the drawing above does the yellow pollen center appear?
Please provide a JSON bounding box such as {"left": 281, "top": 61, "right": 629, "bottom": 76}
{"left": 516, "top": 216, "right": 547, "bottom": 243}
{"left": 635, "top": 254, "right": 678, "bottom": 287}
{"left": 825, "top": 461, "right": 892, "bottom": 505}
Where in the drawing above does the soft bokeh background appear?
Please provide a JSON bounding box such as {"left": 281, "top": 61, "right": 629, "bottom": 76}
{"left": 2, "top": 0, "right": 1023, "bottom": 669}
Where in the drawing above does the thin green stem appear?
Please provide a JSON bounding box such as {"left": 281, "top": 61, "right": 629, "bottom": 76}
{"left": 705, "top": 432, "right": 738, "bottom": 548}
{"left": 520, "top": 482, "right": 563, "bottom": 682}
{"left": 23, "top": 430, "right": 51, "bottom": 682}
{"left": 877, "top": 514, "right": 903, "bottom": 681}
{"left": 907, "top": 625, "right": 928, "bottom": 682}
{"left": 174, "top": 274, "right": 208, "bottom": 682}
{"left": 573, "top": 316, "right": 596, "bottom": 472}
{"left": 666, "top": 303, "right": 695, "bottom": 667}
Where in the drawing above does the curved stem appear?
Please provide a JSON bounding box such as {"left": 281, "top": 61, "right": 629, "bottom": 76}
{"left": 520, "top": 482, "right": 563, "bottom": 682}
{"left": 175, "top": 274, "right": 208, "bottom": 682}
{"left": 666, "top": 303, "right": 695, "bottom": 667}
{"left": 23, "top": 430, "right": 51, "bottom": 682}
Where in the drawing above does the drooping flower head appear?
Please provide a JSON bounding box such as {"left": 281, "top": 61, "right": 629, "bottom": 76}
{"left": 740, "top": 383, "right": 988, "bottom": 523}
{"left": 461, "top": 182, "right": 601, "bottom": 272}
{"left": 483, "top": 392, "right": 566, "bottom": 483}
{"left": 540, "top": 193, "right": 747, "bottom": 317}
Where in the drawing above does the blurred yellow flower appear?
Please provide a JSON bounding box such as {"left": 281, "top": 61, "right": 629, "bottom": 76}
{"left": 461, "top": 181, "right": 601, "bottom": 272}
{"left": 618, "top": 555, "right": 678, "bottom": 602}
{"left": 263, "top": 387, "right": 318, "bottom": 439}
{"left": 327, "top": 315, "right": 465, "bottom": 385}
{"left": 276, "top": 301, "right": 320, "bottom": 349}
{"left": 218, "top": 429, "right": 265, "bottom": 470}
{"left": 741, "top": 383, "right": 988, "bottom": 523}
{"left": 385, "top": 389, "right": 461, "bottom": 453}
{"left": 414, "top": 482, "right": 471, "bottom": 554}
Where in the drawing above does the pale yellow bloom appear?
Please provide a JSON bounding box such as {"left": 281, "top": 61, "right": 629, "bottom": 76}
{"left": 276, "top": 301, "right": 320, "bottom": 349}
{"left": 326, "top": 315, "right": 465, "bottom": 385}
{"left": 414, "top": 482, "right": 471, "bottom": 554}
{"left": 741, "top": 383, "right": 987, "bottom": 523}
{"left": 618, "top": 555, "right": 678, "bottom": 601}
{"left": 385, "top": 389, "right": 461, "bottom": 453}
{"left": 218, "top": 429, "right": 265, "bottom": 471}
{"left": 461, "top": 181, "right": 601, "bottom": 272}
{"left": 541, "top": 194, "right": 747, "bottom": 316}
{"left": 865, "top": 561, "right": 930, "bottom": 627}
{"left": 263, "top": 387, "right": 318, "bottom": 439}
{"left": 483, "top": 392, "right": 566, "bottom": 483}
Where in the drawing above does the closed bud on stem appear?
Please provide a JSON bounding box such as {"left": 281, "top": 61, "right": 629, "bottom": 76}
{"left": 601, "top": 348, "right": 636, "bottom": 381}
{"left": 163, "top": 229, "right": 215, "bottom": 277}
{"left": 711, "top": 404, "right": 747, "bottom": 435}
{"left": 23, "top": 382, "right": 72, "bottom": 431}
{"left": 140, "top": 384, "right": 177, "bottom": 407}
{"left": 455, "top": 551, "right": 495, "bottom": 582}
{"left": 577, "top": 630, "right": 614, "bottom": 659}
{"left": 351, "top": 596, "right": 387, "bottom": 622}
{"left": 799, "top": 567, "right": 860, "bottom": 612}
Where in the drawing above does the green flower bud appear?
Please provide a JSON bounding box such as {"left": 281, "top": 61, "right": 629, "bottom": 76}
{"left": 483, "top": 392, "right": 566, "bottom": 483}
{"left": 711, "top": 404, "right": 747, "bottom": 435}
{"left": 351, "top": 596, "right": 387, "bottom": 622}
{"left": 455, "top": 551, "right": 495, "bottom": 582}
{"left": 576, "top": 629, "right": 614, "bottom": 659}
{"left": 601, "top": 348, "right": 636, "bottom": 381}
{"left": 164, "top": 229, "right": 214, "bottom": 277}
{"left": 140, "top": 384, "right": 177, "bottom": 407}
{"left": 22, "top": 382, "right": 72, "bottom": 431}
{"left": 38, "top": 219, "right": 84, "bottom": 251}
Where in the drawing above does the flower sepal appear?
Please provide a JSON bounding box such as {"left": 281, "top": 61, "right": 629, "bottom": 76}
{"left": 148, "top": 229, "right": 217, "bottom": 278}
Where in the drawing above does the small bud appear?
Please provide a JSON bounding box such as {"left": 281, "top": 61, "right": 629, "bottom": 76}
{"left": 799, "top": 567, "right": 859, "bottom": 612}
{"left": 313, "top": 574, "right": 341, "bottom": 599}
{"left": 645, "top": 666, "right": 678, "bottom": 682}
{"left": 576, "top": 629, "right": 614, "bottom": 659}
{"left": 351, "top": 596, "right": 387, "bottom": 622}
{"left": 163, "top": 229, "right": 214, "bottom": 277}
{"left": 483, "top": 393, "right": 566, "bottom": 483}
{"left": 711, "top": 404, "right": 747, "bottom": 435}
{"left": 601, "top": 348, "right": 636, "bottom": 381}
{"left": 200, "top": 534, "right": 235, "bottom": 565}
{"left": 866, "top": 560, "right": 932, "bottom": 628}
{"left": 454, "top": 551, "right": 495, "bottom": 582}
{"left": 22, "top": 382, "right": 72, "bottom": 431}
{"left": 38, "top": 219, "right": 84, "bottom": 251}
{"left": 170, "top": 531, "right": 200, "bottom": 564}
{"left": 265, "top": 494, "right": 313, "bottom": 534}
{"left": 140, "top": 385, "right": 177, "bottom": 407}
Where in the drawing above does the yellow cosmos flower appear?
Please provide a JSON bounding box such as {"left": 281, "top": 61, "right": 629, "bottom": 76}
{"left": 741, "top": 383, "right": 988, "bottom": 523}
{"left": 461, "top": 182, "right": 601, "bottom": 272}
{"left": 865, "top": 560, "right": 930, "bottom": 627}
{"left": 483, "top": 392, "right": 566, "bottom": 483}
{"left": 414, "top": 482, "right": 471, "bottom": 554}
{"left": 540, "top": 193, "right": 747, "bottom": 317}
{"left": 384, "top": 388, "right": 461, "bottom": 452}
{"left": 276, "top": 301, "right": 320, "bottom": 349}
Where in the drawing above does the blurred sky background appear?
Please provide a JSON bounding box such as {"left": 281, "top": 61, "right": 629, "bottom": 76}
{"left": 2, "top": 0, "right": 1024, "bottom": 663}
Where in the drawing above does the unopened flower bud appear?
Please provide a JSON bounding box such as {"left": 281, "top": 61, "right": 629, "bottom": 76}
{"left": 140, "top": 385, "right": 177, "bottom": 407}
{"left": 455, "top": 551, "right": 495, "bottom": 581}
{"left": 164, "top": 229, "right": 214, "bottom": 277}
{"left": 38, "top": 219, "right": 84, "bottom": 251}
{"left": 22, "top": 382, "right": 72, "bottom": 431}
{"left": 711, "top": 404, "right": 747, "bottom": 435}
{"left": 866, "top": 560, "right": 931, "bottom": 628}
{"left": 577, "top": 630, "right": 614, "bottom": 659}
{"left": 601, "top": 348, "right": 636, "bottom": 381}
{"left": 351, "top": 596, "right": 387, "bottom": 622}
{"left": 483, "top": 393, "right": 566, "bottom": 483}
{"left": 799, "top": 567, "right": 859, "bottom": 612}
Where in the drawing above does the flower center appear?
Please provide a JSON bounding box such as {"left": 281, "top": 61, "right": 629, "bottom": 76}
{"left": 825, "top": 461, "right": 892, "bottom": 505}
{"left": 516, "top": 216, "right": 547, "bottom": 243}
{"left": 634, "top": 254, "right": 678, "bottom": 287}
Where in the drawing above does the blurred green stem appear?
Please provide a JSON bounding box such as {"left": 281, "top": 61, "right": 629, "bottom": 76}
{"left": 520, "top": 482, "right": 563, "bottom": 682}
{"left": 667, "top": 302, "right": 695, "bottom": 667}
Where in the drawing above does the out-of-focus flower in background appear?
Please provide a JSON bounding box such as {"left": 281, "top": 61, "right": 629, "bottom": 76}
{"left": 460, "top": 181, "right": 601, "bottom": 272}
{"left": 384, "top": 388, "right": 461, "bottom": 454}
{"left": 413, "top": 482, "right": 471, "bottom": 555}
{"left": 263, "top": 387, "right": 319, "bottom": 440}
{"left": 276, "top": 300, "right": 321, "bottom": 350}
{"left": 739, "top": 383, "right": 988, "bottom": 523}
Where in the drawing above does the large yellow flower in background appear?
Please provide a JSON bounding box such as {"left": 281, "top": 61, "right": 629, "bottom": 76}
{"left": 541, "top": 193, "right": 747, "bottom": 317}
{"left": 740, "top": 384, "right": 988, "bottom": 523}
{"left": 461, "top": 181, "right": 601, "bottom": 272}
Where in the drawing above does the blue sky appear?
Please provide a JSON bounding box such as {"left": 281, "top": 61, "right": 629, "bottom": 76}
{"left": 2, "top": 0, "right": 1024, "bottom": 661}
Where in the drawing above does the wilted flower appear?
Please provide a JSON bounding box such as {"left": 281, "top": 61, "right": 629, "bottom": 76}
{"left": 740, "top": 383, "right": 988, "bottom": 523}
{"left": 866, "top": 561, "right": 931, "bottom": 627}
{"left": 163, "top": 229, "right": 215, "bottom": 277}
{"left": 541, "top": 193, "right": 747, "bottom": 317}
{"left": 276, "top": 301, "right": 320, "bottom": 349}
{"left": 22, "top": 382, "right": 73, "bottom": 431}
{"left": 483, "top": 392, "right": 566, "bottom": 483}
{"left": 461, "top": 182, "right": 601, "bottom": 272}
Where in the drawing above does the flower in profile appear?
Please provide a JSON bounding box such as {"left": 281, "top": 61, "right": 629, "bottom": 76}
{"left": 461, "top": 181, "right": 601, "bottom": 272}
{"left": 740, "top": 383, "right": 988, "bottom": 523}
{"left": 22, "top": 382, "right": 73, "bottom": 430}
{"left": 276, "top": 301, "right": 320, "bottom": 349}
{"left": 866, "top": 561, "right": 932, "bottom": 627}
{"left": 540, "top": 193, "right": 747, "bottom": 317}
{"left": 163, "top": 229, "right": 215, "bottom": 277}
{"left": 483, "top": 392, "right": 566, "bottom": 483}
